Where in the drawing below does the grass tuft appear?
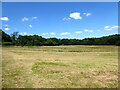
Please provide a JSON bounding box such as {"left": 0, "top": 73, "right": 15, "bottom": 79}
{"left": 32, "top": 61, "right": 67, "bottom": 75}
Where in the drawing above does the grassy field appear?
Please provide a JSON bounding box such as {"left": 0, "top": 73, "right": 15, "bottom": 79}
{"left": 2, "top": 45, "right": 118, "bottom": 88}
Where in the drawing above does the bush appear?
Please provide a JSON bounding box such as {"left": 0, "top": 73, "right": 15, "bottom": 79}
{"left": 2, "top": 42, "right": 13, "bottom": 46}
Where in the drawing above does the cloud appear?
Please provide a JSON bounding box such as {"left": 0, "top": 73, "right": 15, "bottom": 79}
{"left": 22, "top": 17, "right": 29, "bottom": 22}
{"left": 104, "top": 25, "right": 120, "bottom": 31}
{"left": 22, "top": 17, "right": 38, "bottom": 22}
{"left": 42, "top": 33, "right": 46, "bottom": 35}
{"left": 83, "top": 13, "right": 92, "bottom": 16}
{"left": 84, "top": 29, "right": 93, "bottom": 32}
{"left": 19, "top": 32, "right": 28, "bottom": 35}
{"left": 42, "top": 32, "right": 56, "bottom": 36}
{"left": 62, "top": 17, "right": 71, "bottom": 21}
{"left": 50, "top": 32, "right": 56, "bottom": 35}
{"left": 60, "top": 32, "right": 70, "bottom": 36}
{"left": 32, "top": 17, "right": 38, "bottom": 20}
{"left": 70, "top": 12, "right": 82, "bottom": 20}
{"left": 4, "top": 27, "right": 10, "bottom": 31}
{"left": 3, "top": 24, "right": 10, "bottom": 31}
{"left": 63, "top": 12, "right": 82, "bottom": 21}
{"left": 42, "top": 33, "right": 49, "bottom": 35}
{"left": 29, "top": 25, "right": 32, "bottom": 28}
{"left": 75, "top": 31, "right": 82, "bottom": 34}
{"left": 19, "top": 32, "right": 34, "bottom": 36}
{"left": 1, "top": 17, "right": 9, "bottom": 21}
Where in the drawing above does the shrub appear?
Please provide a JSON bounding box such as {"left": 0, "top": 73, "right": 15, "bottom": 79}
{"left": 2, "top": 42, "right": 13, "bottom": 46}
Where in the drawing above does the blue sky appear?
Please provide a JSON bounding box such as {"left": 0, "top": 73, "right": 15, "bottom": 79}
{"left": 1, "top": 2, "right": 119, "bottom": 39}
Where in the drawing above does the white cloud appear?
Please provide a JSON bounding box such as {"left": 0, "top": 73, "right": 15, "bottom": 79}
{"left": 19, "top": 32, "right": 33, "bottom": 36}
{"left": 50, "top": 32, "right": 56, "bottom": 35}
{"left": 19, "top": 32, "right": 28, "bottom": 35}
{"left": 29, "top": 24, "right": 32, "bottom": 28}
{"left": 104, "top": 25, "right": 120, "bottom": 31}
{"left": 84, "top": 29, "right": 93, "bottom": 32}
{"left": 104, "top": 26, "right": 112, "bottom": 30}
{"left": 42, "top": 33, "right": 46, "bottom": 35}
{"left": 75, "top": 31, "right": 82, "bottom": 34}
{"left": 1, "top": 17, "right": 9, "bottom": 21}
{"left": 42, "top": 33, "right": 49, "bottom": 35}
{"left": 60, "top": 32, "right": 70, "bottom": 36}
{"left": 23, "top": 32, "right": 27, "bottom": 35}
{"left": 42, "top": 32, "right": 56, "bottom": 36}
{"left": 22, "top": 16, "right": 38, "bottom": 22}
{"left": 70, "top": 12, "right": 82, "bottom": 20}
{"left": 62, "top": 17, "right": 71, "bottom": 21}
{"left": 32, "top": 17, "right": 38, "bottom": 20}
{"left": 83, "top": 13, "right": 92, "bottom": 16}
{"left": 22, "top": 17, "right": 29, "bottom": 22}
{"left": 4, "top": 27, "right": 10, "bottom": 31}
{"left": 63, "top": 12, "right": 82, "bottom": 21}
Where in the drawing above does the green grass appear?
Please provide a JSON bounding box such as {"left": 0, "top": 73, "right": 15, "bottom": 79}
{"left": 33, "top": 61, "right": 68, "bottom": 66}
{"left": 2, "top": 45, "right": 118, "bottom": 88}
{"left": 32, "top": 61, "right": 67, "bottom": 74}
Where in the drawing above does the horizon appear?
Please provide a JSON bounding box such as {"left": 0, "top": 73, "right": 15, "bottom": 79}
{"left": 1, "top": 2, "right": 119, "bottom": 39}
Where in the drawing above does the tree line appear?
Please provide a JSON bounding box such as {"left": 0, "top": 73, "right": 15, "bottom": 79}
{"left": 1, "top": 30, "right": 120, "bottom": 46}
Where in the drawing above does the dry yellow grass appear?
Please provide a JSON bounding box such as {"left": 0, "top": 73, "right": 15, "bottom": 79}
{"left": 2, "top": 45, "right": 118, "bottom": 88}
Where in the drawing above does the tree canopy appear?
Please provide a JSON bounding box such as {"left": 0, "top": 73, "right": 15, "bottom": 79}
{"left": 1, "top": 30, "right": 120, "bottom": 46}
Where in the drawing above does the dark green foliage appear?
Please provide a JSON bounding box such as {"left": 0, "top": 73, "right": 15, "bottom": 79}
{"left": 81, "top": 34, "right": 120, "bottom": 46}
{"left": 0, "top": 30, "right": 12, "bottom": 42}
{"left": 44, "top": 38, "right": 60, "bottom": 46}
{"left": 1, "top": 30, "right": 120, "bottom": 46}
{"left": 17, "top": 34, "right": 119, "bottom": 46}
{"left": 0, "top": 30, "right": 12, "bottom": 46}
{"left": 17, "top": 35, "right": 46, "bottom": 46}
{"left": 2, "top": 42, "right": 13, "bottom": 46}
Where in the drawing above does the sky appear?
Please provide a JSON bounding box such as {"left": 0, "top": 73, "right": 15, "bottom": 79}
{"left": 1, "top": 2, "right": 119, "bottom": 39}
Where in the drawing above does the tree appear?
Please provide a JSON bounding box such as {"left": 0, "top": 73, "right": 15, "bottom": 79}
{"left": 1, "top": 29, "right": 120, "bottom": 46}
{"left": 1, "top": 30, "right": 12, "bottom": 42}
{"left": 11, "top": 32, "right": 19, "bottom": 45}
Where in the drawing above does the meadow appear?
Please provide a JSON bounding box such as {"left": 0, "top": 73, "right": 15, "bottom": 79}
{"left": 2, "top": 45, "right": 118, "bottom": 88}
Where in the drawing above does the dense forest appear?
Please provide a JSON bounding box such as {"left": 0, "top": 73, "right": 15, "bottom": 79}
{"left": 0, "top": 30, "right": 120, "bottom": 46}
